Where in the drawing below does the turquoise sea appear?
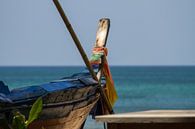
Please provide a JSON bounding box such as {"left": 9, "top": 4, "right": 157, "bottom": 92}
{"left": 1, "top": 66, "right": 195, "bottom": 129}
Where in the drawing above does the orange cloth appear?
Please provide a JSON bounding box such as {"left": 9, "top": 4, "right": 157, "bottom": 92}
{"left": 90, "top": 47, "right": 118, "bottom": 106}
{"left": 103, "top": 58, "right": 118, "bottom": 106}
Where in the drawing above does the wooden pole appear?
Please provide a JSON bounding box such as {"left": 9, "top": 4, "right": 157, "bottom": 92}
{"left": 52, "top": 0, "right": 114, "bottom": 114}
{"left": 53, "top": 0, "right": 98, "bottom": 81}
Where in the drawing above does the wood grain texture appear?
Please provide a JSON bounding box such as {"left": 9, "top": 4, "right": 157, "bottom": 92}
{"left": 96, "top": 110, "right": 195, "bottom": 123}
{"left": 95, "top": 18, "right": 110, "bottom": 47}
{"left": 28, "top": 95, "right": 99, "bottom": 129}
{"left": 107, "top": 123, "right": 195, "bottom": 129}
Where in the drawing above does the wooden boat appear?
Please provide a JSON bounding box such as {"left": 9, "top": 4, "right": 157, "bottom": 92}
{"left": 0, "top": 20, "right": 110, "bottom": 129}
{"left": 0, "top": 1, "right": 115, "bottom": 129}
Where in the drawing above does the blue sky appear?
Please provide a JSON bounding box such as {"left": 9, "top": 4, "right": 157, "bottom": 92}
{"left": 0, "top": 0, "right": 195, "bottom": 66}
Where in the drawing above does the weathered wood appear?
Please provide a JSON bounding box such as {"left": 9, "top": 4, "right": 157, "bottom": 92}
{"left": 53, "top": 0, "right": 113, "bottom": 115}
{"left": 107, "top": 123, "right": 195, "bottom": 129}
{"left": 28, "top": 95, "right": 99, "bottom": 129}
{"left": 43, "top": 86, "right": 95, "bottom": 104}
{"left": 96, "top": 110, "right": 195, "bottom": 129}
{"left": 95, "top": 19, "right": 110, "bottom": 47}
{"left": 96, "top": 110, "right": 195, "bottom": 123}
{"left": 93, "top": 18, "right": 114, "bottom": 114}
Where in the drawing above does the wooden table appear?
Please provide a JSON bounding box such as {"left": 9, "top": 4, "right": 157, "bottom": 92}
{"left": 96, "top": 110, "right": 195, "bottom": 129}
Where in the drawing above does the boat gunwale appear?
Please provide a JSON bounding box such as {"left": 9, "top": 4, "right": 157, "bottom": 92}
{"left": 0, "top": 90, "right": 99, "bottom": 113}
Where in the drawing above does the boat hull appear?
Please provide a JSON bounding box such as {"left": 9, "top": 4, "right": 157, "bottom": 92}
{"left": 0, "top": 83, "right": 100, "bottom": 129}
{"left": 28, "top": 95, "right": 99, "bottom": 129}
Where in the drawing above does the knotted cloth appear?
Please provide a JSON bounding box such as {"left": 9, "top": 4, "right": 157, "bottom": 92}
{"left": 90, "top": 47, "right": 118, "bottom": 106}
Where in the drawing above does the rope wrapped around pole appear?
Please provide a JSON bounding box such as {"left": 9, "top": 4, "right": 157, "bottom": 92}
{"left": 52, "top": 0, "right": 114, "bottom": 114}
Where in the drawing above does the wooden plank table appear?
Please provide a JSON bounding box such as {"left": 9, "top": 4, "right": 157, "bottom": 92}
{"left": 96, "top": 110, "right": 195, "bottom": 129}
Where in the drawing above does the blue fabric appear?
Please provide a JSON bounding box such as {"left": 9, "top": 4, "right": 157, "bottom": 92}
{"left": 8, "top": 86, "right": 47, "bottom": 101}
{"left": 40, "top": 81, "right": 84, "bottom": 92}
{"left": 7, "top": 79, "right": 87, "bottom": 102}
{"left": 0, "top": 81, "right": 10, "bottom": 95}
{"left": 0, "top": 93, "right": 12, "bottom": 104}
{"left": 4, "top": 71, "right": 97, "bottom": 103}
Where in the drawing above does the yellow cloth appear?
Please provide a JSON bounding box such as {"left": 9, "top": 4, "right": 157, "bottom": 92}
{"left": 103, "top": 58, "right": 118, "bottom": 106}
{"left": 90, "top": 47, "right": 118, "bottom": 106}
